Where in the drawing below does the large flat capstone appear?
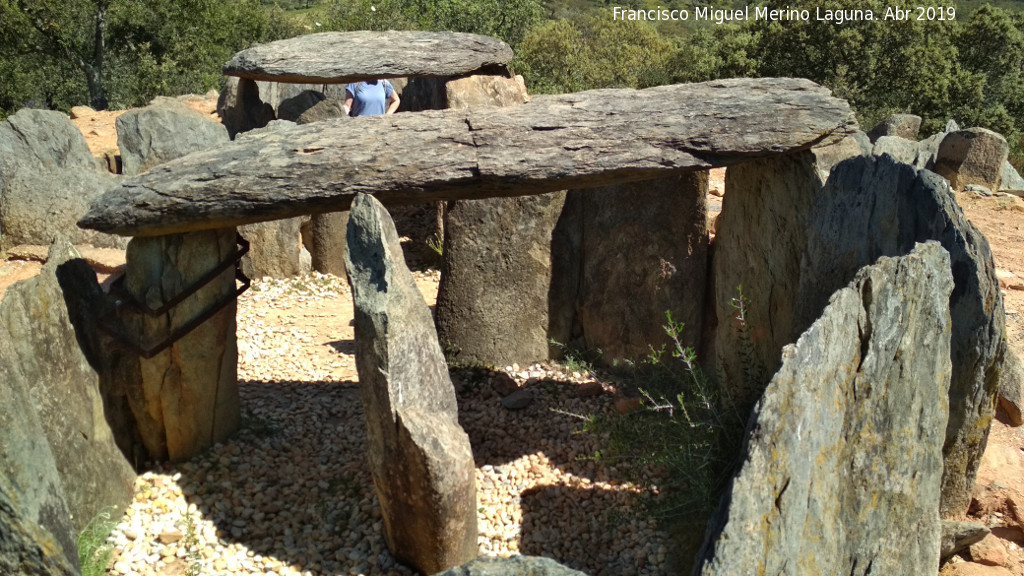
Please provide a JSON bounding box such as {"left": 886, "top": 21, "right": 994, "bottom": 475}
{"left": 79, "top": 78, "right": 857, "bottom": 237}
{"left": 223, "top": 31, "right": 513, "bottom": 84}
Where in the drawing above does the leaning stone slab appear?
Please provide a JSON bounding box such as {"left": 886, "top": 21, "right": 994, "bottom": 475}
{"left": 116, "top": 229, "right": 241, "bottom": 461}
{"left": 697, "top": 242, "right": 953, "bottom": 576}
{"left": 224, "top": 31, "right": 513, "bottom": 84}
{"left": 1001, "top": 160, "right": 1024, "bottom": 192}
{"left": 934, "top": 128, "right": 1009, "bottom": 192}
{"left": 0, "top": 473, "right": 77, "bottom": 576}
{"left": 873, "top": 135, "right": 920, "bottom": 165}
{"left": 238, "top": 218, "right": 304, "bottom": 279}
{"left": 79, "top": 78, "right": 857, "bottom": 237}
{"left": 435, "top": 555, "right": 587, "bottom": 576}
{"left": 798, "top": 155, "right": 1005, "bottom": 518}
{"left": 116, "top": 98, "right": 229, "bottom": 176}
{"left": 345, "top": 193, "right": 477, "bottom": 574}
{"left": 998, "top": 350, "right": 1024, "bottom": 427}
{"left": 0, "top": 239, "right": 136, "bottom": 534}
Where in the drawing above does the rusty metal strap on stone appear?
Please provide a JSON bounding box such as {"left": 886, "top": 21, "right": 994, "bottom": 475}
{"left": 101, "top": 234, "right": 251, "bottom": 359}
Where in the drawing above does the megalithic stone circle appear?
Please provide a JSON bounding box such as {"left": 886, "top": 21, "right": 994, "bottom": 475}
{"left": 345, "top": 193, "right": 478, "bottom": 574}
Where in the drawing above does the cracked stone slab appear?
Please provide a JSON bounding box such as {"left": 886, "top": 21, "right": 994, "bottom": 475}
{"left": 223, "top": 31, "right": 514, "bottom": 84}
{"left": 78, "top": 78, "right": 857, "bottom": 237}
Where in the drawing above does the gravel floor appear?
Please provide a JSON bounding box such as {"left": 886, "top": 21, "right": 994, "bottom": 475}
{"left": 105, "top": 272, "right": 671, "bottom": 576}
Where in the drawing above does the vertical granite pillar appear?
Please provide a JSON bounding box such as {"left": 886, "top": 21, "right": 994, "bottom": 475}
{"left": 119, "top": 228, "right": 240, "bottom": 461}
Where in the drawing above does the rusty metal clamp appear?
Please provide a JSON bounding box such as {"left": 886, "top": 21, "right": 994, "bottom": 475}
{"left": 100, "top": 234, "right": 251, "bottom": 359}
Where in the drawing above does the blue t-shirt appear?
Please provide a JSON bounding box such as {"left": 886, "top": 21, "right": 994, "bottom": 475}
{"left": 345, "top": 80, "right": 394, "bottom": 117}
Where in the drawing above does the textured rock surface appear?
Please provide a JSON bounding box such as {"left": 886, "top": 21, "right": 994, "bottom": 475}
{"left": 1001, "top": 160, "right": 1024, "bottom": 191}
{"left": 296, "top": 98, "right": 349, "bottom": 125}
{"left": 436, "top": 192, "right": 566, "bottom": 365}
{"left": 942, "top": 520, "right": 991, "bottom": 561}
{"left": 798, "top": 155, "right": 1005, "bottom": 517}
{"left": 867, "top": 113, "right": 922, "bottom": 142}
{"left": 809, "top": 131, "right": 870, "bottom": 179}
{"left": 435, "top": 555, "right": 587, "bottom": 576}
{"left": 309, "top": 211, "right": 349, "bottom": 276}
{"left": 224, "top": 31, "right": 513, "bottom": 83}
{"left": 0, "top": 240, "right": 135, "bottom": 534}
{"left": 550, "top": 173, "right": 708, "bottom": 363}
{"left": 117, "top": 229, "right": 240, "bottom": 461}
{"left": 444, "top": 74, "right": 529, "bottom": 109}
{"left": 997, "top": 349, "right": 1024, "bottom": 426}
{"left": 345, "top": 194, "right": 477, "bottom": 574}
{"left": 116, "top": 99, "right": 229, "bottom": 176}
{"left": 0, "top": 108, "right": 126, "bottom": 251}
{"left": 697, "top": 242, "right": 953, "bottom": 576}
{"left": 711, "top": 151, "right": 828, "bottom": 405}
{"left": 0, "top": 284, "right": 78, "bottom": 570}
{"left": 0, "top": 474, "right": 78, "bottom": 576}
{"left": 79, "top": 78, "right": 857, "bottom": 237}
{"left": 239, "top": 217, "right": 304, "bottom": 279}
{"left": 934, "top": 128, "right": 1010, "bottom": 192}
{"left": 873, "top": 135, "right": 921, "bottom": 165}
{"left": 217, "top": 77, "right": 275, "bottom": 138}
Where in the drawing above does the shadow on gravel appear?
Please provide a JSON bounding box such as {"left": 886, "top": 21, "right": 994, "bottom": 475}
{"left": 167, "top": 378, "right": 416, "bottom": 575}
{"left": 327, "top": 339, "right": 356, "bottom": 355}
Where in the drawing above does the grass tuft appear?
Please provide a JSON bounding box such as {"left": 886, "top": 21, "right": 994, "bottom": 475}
{"left": 77, "top": 508, "right": 118, "bottom": 576}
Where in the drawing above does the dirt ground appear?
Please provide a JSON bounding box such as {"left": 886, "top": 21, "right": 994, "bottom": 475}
{"left": 1, "top": 105, "right": 1023, "bottom": 572}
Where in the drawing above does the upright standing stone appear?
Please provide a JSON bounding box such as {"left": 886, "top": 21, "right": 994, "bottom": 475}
{"left": 711, "top": 151, "right": 827, "bottom": 406}
{"left": 346, "top": 194, "right": 477, "bottom": 574}
{"left": 798, "top": 154, "right": 1005, "bottom": 518}
{"left": 436, "top": 192, "right": 566, "bottom": 365}
{"left": 0, "top": 240, "right": 136, "bottom": 533}
{"left": 238, "top": 218, "right": 304, "bottom": 279}
{"left": 933, "top": 128, "right": 1009, "bottom": 192}
{"left": 310, "top": 211, "right": 349, "bottom": 276}
{"left": 118, "top": 229, "right": 240, "bottom": 461}
{"left": 550, "top": 173, "right": 708, "bottom": 363}
{"left": 867, "top": 113, "right": 922, "bottom": 142}
{"left": 698, "top": 242, "right": 953, "bottom": 576}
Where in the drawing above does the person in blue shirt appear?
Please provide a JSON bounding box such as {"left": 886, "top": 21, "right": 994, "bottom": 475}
{"left": 343, "top": 79, "right": 400, "bottom": 117}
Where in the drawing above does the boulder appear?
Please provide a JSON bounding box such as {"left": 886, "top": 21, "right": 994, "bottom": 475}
{"left": 435, "top": 555, "right": 587, "bottom": 576}
{"left": 997, "top": 349, "right": 1024, "bottom": 426}
{"left": 436, "top": 192, "right": 566, "bottom": 365}
{"left": 116, "top": 228, "right": 241, "bottom": 461}
{"left": 275, "top": 89, "right": 325, "bottom": 122}
{"left": 444, "top": 74, "right": 529, "bottom": 109}
{"left": 798, "top": 155, "right": 1005, "bottom": 518}
{"left": 809, "top": 131, "right": 870, "bottom": 179}
{"left": 79, "top": 78, "right": 858, "bottom": 238}
{"left": 1000, "top": 161, "right": 1024, "bottom": 192}
{"left": 550, "top": 173, "right": 708, "bottom": 363}
{"left": 238, "top": 217, "right": 304, "bottom": 279}
{"left": 0, "top": 108, "right": 126, "bottom": 251}
{"left": 941, "top": 520, "right": 990, "bottom": 562}
{"left": 345, "top": 194, "right": 477, "bottom": 574}
{"left": 0, "top": 239, "right": 136, "bottom": 534}
{"left": 217, "top": 76, "right": 275, "bottom": 138}
{"left": 116, "top": 98, "right": 229, "bottom": 176}
{"left": 933, "top": 128, "right": 1009, "bottom": 192}
{"left": 0, "top": 474, "right": 78, "bottom": 576}
{"left": 940, "top": 563, "right": 1014, "bottom": 576}
{"left": 224, "top": 31, "right": 514, "bottom": 83}
{"left": 697, "top": 242, "right": 953, "bottom": 576}
{"left": 873, "top": 135, "right": 921, "bottom": 165}
{"left": 867, "top": 113, "right": 922, "bottom": 142}
{"left": 296, "top": 98, "right": 349, "bottom": 125}
{"left": 0, "top": 108, "right": 99, "bottom": 172}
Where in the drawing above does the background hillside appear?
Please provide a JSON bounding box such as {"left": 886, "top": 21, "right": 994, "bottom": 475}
{"left": 1, "top": 0, "right": 1021, "bottom": 165}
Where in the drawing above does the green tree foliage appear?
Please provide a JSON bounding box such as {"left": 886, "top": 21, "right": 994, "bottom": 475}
{"left": 0, "top": 0, "right": 296, "bottom": 116}
{"left": 516, "top": 10, "right": 672, "bottom": 93}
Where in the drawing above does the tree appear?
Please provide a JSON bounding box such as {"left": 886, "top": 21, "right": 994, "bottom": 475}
{"left": 0, "top": 0, "right": 112, "bottom": 109}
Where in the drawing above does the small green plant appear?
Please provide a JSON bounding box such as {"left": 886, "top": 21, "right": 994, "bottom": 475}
{"left": 549, "top": 339, "right": 600, "bottom": 374}
{"left": 728, "top": 285, "right": 768, "bottom": 411}
{"left": 77, "top": 508, "right": 118, "bottom": 576}
{"left": 182, "top": 508, "right": 203, "bottom": 576}
{"left": 426, "top": 233, "right": 444, "bottom": 257}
